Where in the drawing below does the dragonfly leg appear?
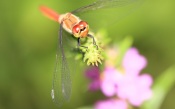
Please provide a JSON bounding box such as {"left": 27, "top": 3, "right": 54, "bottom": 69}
{"left": 87, "top": 34, "right": 98, "bottom": 49}
{"left": 77, "top": 38, "right": 88, "bottom": 49}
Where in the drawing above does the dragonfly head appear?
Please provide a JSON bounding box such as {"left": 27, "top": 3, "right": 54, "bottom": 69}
{"left": 72, "top": 21, "right": 89, "bottom": 38}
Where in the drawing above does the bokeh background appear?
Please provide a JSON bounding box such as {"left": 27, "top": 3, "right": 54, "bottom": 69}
{"left": 0, "top": 0, "right": 175, "bottom": 109}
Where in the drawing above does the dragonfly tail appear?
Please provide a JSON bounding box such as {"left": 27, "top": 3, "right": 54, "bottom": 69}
{"left": 40, "top": 5, "right": 60, "bottom": 22}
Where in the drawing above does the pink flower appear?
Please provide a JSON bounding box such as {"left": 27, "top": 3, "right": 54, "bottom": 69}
{"left": 117, "top": 74, "right": 152, "bottom": 106}
{"left": 95, "top": 99, "right": 127, "bottom": 109}
{"left": 122, "top": 48, "right": 147, "bottom": 76}
{"left": 85, "top": 67, "right": 101, "bottom": 91}
{"left": 100, "top": 48, "right": 153, "bottom": 106}
{"left": 100, "top": 67, "right": 122, "bottom": 96}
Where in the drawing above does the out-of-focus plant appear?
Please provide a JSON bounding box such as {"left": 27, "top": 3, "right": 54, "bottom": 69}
{"left": 78, "top": 30, "right": 153, "bottom": 109}
{"left": 78, "top": 30, "right": 175, "bottom": 109}
{"left": 93, "top": 47, "right": 153, "bottom": 109}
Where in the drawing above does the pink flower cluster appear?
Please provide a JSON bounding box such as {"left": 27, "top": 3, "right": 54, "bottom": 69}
{"left": 85, "top": 48, "right": 153, "bottom": 109}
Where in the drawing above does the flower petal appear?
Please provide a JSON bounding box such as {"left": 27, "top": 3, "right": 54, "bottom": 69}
{"left": 95, "top": 99, "right": 127, "bottom": 109}
{"left": 89, "top": 80, "right": 101, "bottom": 91}
{"left": 85, "top": 67, "right": 100, "bottom": 80}
{"left": 123, "top": 48, "right": 147, "bottom": 75}
{"left": 101, "top": 79, "right": 116, "bottom": 97}
{"left": 139, "top": 74, "right": 153, "bottom": 87}
{"left": 116, "top": 74, "right": 153, "bottom": 106}
{"left": 100, "top": 67, "right": 123, "bottom": 96}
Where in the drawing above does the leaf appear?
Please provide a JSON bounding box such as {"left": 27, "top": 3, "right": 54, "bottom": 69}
{"left": 141, "top": 65, "right": 175, "bottom": 109}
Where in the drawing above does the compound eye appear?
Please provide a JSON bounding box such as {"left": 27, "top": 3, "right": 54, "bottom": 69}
{"left": 72, "top": 25, "right": 80, "bottom": 34}
{"left": 79, "top": 21, "right": 88, "bottom": 28}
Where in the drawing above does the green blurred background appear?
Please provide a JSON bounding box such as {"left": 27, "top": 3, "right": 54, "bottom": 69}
{"left": 0, "top": 0, "right": 175, "bottom": 109}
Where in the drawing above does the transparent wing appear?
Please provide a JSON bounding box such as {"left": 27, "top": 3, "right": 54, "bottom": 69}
{"left": 72, "top": 0, "right": 143, "bottom": 31}
{"left": 51, "top": 23, "right": 77, "bottom": 106}
{"left": 72, "top": 0, "right": 141, "bottom": 13}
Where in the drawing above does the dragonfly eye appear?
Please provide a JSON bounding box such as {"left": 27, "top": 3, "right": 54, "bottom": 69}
{"left": 79, "top": 21, "right": 88, "bottom": 28}
{"left": 72, "top": 25, "right": 80, "bottom": 33}
{"left": 79, "top": 21, "right": 89, "bottom": 38}
{"left": 72, "top": 25, "right": 81, "bottom": 38}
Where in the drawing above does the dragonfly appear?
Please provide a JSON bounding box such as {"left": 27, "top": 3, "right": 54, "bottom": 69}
{"left": 40, "top": 0, "right": 142, "bottom": 107}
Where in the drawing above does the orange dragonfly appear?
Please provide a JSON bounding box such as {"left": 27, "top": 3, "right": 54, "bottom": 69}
{"left": 40, "top": 0, "right": 142, "bottom": 106}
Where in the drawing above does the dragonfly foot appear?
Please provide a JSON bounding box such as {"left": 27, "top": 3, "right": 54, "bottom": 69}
{"left": 93, "top": 43, "right": 98, "bottom": 50}
{"left": 87, "top": 34, "right": 98, "bottom": 50}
